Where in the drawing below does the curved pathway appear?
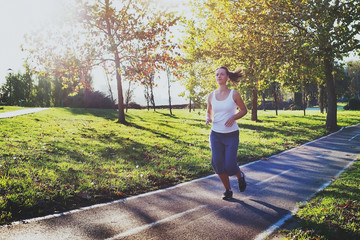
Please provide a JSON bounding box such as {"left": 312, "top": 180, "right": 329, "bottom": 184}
{"left": 0, "top": 108, "right": 48, "bottom": 119}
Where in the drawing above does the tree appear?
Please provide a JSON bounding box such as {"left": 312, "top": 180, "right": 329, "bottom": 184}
{"left": 35, "top": 74, "right": 53, "bottom": 107}
{"left": 147, "top": 73, "right": 156, "bottom": 111}
{"left": 272, "top": 81, "right": 281, "bottom": 115}
{"left": 182, "top": 0, "right": 293, "bottom": 121}
{"left": 347, "top": 61, "right": 360, "bottom": 98}
{"left": 23, "top": 27, "right": 96, "bottom": 107}
{"left": 78, "top": 0, "right": 180, "bottom": 123}
{"left": 333, "top": 62, "right": 351, "bottom": 101}
{"left": 104, "top": 71, "right": 116, "bottom": 110}
{"left": 144, "top": 81, "right": 151, "bottom": 111}
{"left": 266, "top": 0, "right": 360, "bottom": 129}
{"left": 0, "top": 68, "right": 35, "bottom": 106}
{"left": 165, "top": 65, "right": 173, "bottom": 115}
{"left": 124, "top": 80, "right": 134, "bottom": 113}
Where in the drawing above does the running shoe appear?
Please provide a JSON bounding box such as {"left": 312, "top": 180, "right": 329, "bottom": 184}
{"left": 238, "top": 172, "right": 247, "bottom": 192}
{"left": 222, "top": 189, "right": 233, "bottom": 200}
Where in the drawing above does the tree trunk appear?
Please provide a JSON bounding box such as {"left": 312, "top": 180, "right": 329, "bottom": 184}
{"left": 249, "top": 63, "right": 258, "bottom": 121}
{"left": 144, "top": 84, "right": 150, "bottom": 111}
{"left": 251, "top": 86, "right": 258, "bottom": 121}
{"left": 303, "top": 85, "right": 307, "bottom": 116}
{"left": 324, "top": 57, "right": 337, "bottom": 130}
{"left": 115, "top": 55, "right": 126, "bottom": 123}
{"left": 318, "top": 82, "right": 325, "bottom": 114}
{"left": 294, "top": 92, "right": 303, "bottom": 109}
{"left": 105, "top": 72, "right": 116, "bottom": 110}
{"left": 150, "top": 80, "right": 156, "bottom": 111}
{"left": 189, "top": 98, "right": 192, "bottom": 112}
{"left": 261, "top": 93, "right": 266, "bottom": 112}
{"left": 125, "top": 81, "right": 132, "bottom": 113}
{"left": 273, "top": 85, "right": 278, "bottom": 116}
{"left": 166, "top": 66, "right": 173, "bottom": 115}
{"left": 104, "top": 0, "right": 125, "bottom": 123}
{"left": 261, "top": 93, "right": 266, "bottom": 111}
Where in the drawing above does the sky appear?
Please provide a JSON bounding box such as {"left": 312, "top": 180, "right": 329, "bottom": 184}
{"left": 0, "top": 0, "right": 65, "bottom": 83}
{"left": 0, "top": 0, "right": 190, "bottom": 105}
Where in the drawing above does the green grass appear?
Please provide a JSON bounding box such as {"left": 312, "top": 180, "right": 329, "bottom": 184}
{"left": 0, "top": 107, "right": 359, "bottom": 225}
{"left": 273, "top": 158, "right": 360, "bottom": 240}
{"left": 0, "top": 106, "right": 27, "bottom": 113}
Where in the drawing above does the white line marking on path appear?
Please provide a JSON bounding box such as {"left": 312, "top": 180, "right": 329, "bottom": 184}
{"left": 348, "top": 134, "right": 360, "bottom": 141}
{"left": 253, "top": 207, "right": 299, "bottom": 240}
{"left": 254, "top": 156, "right": 359, "bottom": 240}
{"left": 255, "top": 169, "right": 293, "bottom": 186}
{"left": 105, "top": 205, "right": 207, "bottom": 240}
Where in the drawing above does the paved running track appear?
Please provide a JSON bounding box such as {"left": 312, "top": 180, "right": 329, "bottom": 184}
{"left": 0, "top": 120, "right": 359, "bottom": 240}
{"left": 0, "top": 108, "right": 48, "bottom": 119}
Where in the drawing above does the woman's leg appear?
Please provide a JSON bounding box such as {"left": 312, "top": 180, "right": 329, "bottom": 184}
{"left": 222, "top": 131, "right": 246, "bottom": 192}
{"left": 223, "top": 131, "right": 240, "bottom": 176}
{"left": 218, "top": 173, "right": 231, "bottom": 190}
{"left": 235, "top": 170, "right": 241, "bottom": 179}
{"left": 210, "top": 131, "right": 227, "bottom": 188}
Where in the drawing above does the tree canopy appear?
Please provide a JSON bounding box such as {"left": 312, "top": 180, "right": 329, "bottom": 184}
{"left": 180, "top": 0, "right": 360, "bottom": 129}
{"left": 77, "top": 0, "right": 181, "bottom": 123}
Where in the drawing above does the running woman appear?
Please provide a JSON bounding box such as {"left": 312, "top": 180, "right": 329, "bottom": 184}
{"left": 205, "top": 66, "right": 248, "bottom": 200}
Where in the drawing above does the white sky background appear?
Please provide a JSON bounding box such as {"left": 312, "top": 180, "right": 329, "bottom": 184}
{"left": 0, "top": 0, "right": 65, "bottom": 82}
{"left": 0, "top": 0, "right": 190, "bottom": 105}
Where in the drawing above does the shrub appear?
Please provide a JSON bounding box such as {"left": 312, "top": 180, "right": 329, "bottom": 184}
{"left": 344, "top": 98, "right": 360, "bottom": 110}
{"left": 289, "top": 104, "right": 303, "bottom": 110}
{"left": 64, "top": 90, "right": 115, "bottom": 109}
{"left": 128, "top": 102, "right": 142, "bottom": 109}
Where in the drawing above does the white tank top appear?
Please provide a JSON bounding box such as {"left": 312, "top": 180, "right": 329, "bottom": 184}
{"left": 211, "top": 89, "right": 239, "bottom": 133}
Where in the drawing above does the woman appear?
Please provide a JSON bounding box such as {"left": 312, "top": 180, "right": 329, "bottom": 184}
{"left": 205, "top": 66, "right": 248, "bottom": 200}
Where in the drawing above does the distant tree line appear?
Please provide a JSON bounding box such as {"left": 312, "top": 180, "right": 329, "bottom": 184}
{"left": 0, "top": 66, "right": 114, "bottom": 109}
{"left": 1, "top": 59, "right": 359, "bottom": 111}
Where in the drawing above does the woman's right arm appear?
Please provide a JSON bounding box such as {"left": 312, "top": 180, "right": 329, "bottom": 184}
{"left": 206, "top": 93, "right": 213, "bottom": 125}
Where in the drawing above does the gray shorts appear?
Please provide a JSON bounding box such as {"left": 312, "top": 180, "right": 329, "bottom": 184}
{"left": 210, "top": 130, "right": 240, "bottom": 176}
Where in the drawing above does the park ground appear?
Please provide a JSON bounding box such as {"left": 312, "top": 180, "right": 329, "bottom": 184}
{"left": 0, "top": 106, "right": 359, "bottom": 239}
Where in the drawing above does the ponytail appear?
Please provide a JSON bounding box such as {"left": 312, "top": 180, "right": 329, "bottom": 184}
{"left": 216, "top": 66, "right": 244, "bottom": 83}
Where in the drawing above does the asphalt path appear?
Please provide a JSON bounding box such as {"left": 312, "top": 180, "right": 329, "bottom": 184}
{"left": 0, "top": 108, "right": 48, "bottom": 119}
{"left": 0, "top": 124, "right": 359, "bottom": 240}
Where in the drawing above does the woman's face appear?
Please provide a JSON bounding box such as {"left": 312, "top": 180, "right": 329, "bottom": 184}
{"left": 216, "top": 68, "right": 228, "bottom": 85}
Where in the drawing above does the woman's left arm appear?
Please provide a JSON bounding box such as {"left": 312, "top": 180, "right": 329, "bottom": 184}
{"left": 224, "top": 90, "right": 248, "bottom": 127}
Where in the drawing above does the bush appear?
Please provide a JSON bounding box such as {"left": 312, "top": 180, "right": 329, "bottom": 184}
{"left": 127, "top": 102, "right": 142, "bottom": 109}
{"left": 344, "top": 98, "right": 360, "bottom": 110}
{"left": 289, "top": 104, "right": 303, "bottom": 110}
{"left": 64, "top": 90, "right": 115, "bottom": 109}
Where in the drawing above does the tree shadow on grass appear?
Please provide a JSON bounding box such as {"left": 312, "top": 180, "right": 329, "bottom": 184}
{"left": 64, "top": 107, "right": 118, "bottom": 121}
{"left": 155, "top": 111, "right": 180, "bottom": 119}
{"left": 280, "top": 215, "right": 360, "bottom": 240}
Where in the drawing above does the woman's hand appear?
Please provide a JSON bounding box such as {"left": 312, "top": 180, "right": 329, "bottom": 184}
{"left": 225, "top": 116, "right": 236, "bottom": 127}
{"left": 206, "top": 93, "right": 213, "bottom": 126}
{"left": 206, "top": 113, "right": 212, "bottom": 125}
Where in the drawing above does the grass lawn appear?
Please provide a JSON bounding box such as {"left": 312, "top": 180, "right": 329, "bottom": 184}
{"left": 0, "top": 107, "right": 359, "bottom": 225}
{"left": 0, "top": 106, "right": 27, "bottom": 113}
{"left": 271, "top": 157, "right": 360, "bottom": 240}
